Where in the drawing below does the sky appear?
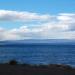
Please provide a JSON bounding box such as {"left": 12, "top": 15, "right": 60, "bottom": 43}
{"left": 0, "top": 0, "right": 75, "bottom": 40}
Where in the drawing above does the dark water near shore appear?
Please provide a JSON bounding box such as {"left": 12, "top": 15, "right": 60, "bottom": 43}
{"left": 0, "top": 44, "right": 75, "bottom": 66}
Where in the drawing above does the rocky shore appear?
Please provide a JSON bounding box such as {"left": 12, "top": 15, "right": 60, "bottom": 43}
{"left": 0, "top": 60, "right": 74, "bottom": 75}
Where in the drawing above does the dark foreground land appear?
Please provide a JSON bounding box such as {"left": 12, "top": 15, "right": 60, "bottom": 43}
{"left": 0, "top": 60, "right": 75, "bottom": 75}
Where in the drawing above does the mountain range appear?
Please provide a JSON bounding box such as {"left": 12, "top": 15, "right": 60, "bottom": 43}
{"left": 0, "top": 39, "right": 75, "bottom": 45}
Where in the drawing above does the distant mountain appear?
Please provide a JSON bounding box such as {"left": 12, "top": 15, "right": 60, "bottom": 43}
{"left": 0, "top": 39, "right": 75, "bottom": 45}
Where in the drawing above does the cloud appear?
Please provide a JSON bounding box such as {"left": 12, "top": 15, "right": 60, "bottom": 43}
{"left": 0, "top": 10, "right": 51, "bottom": 22}
{"left": 0, "top": 23, "right": 74, "bottom": 40}
{"left": 57, "top": 13, "right": 75, "bottom": 31}
{"left": 0, "top": 10, "right": 75, "bottom": 40}
{"left": 57, "top": 13, "right": 75, "bottom": 21}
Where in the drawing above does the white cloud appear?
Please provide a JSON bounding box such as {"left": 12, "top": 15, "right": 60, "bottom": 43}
{"left": 57, "top": 13, "right": 75, "bottom": 31}
{"left": 0, "top": 10, "right": 51, "bottom": 22}
{"left": 0, "top": 23, "right": 74, "bottom": 40}
{"left": 0, "top": 10, "right": 75, "bottom": 40}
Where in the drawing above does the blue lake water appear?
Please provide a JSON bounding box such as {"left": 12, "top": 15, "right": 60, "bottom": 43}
{"left": 0, "top": 44, "right": 75, "bottom": 66}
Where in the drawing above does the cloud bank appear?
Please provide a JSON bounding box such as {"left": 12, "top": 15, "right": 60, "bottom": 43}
{"left": 0, "top": 10, "right": 75, "bottom": 40}
{"left": 0, "top": 10, "right": 51, "bottom": 21}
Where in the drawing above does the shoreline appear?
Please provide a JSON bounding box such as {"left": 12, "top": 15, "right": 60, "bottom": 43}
{"left": 0, "top": 60, "right": 75, "bottom": 75}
